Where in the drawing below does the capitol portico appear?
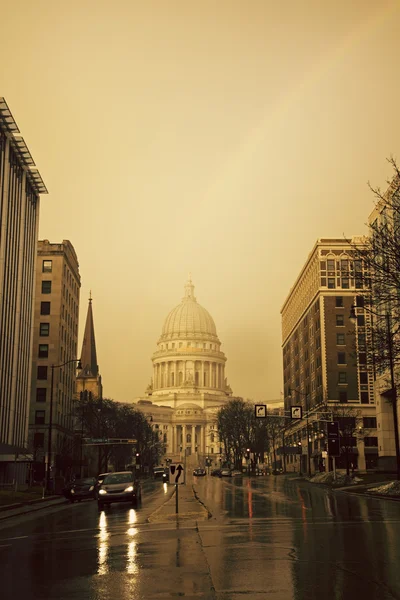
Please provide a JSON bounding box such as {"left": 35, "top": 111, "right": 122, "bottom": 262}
{"left": 134, "top": 278, "right": 233, "bottom": 466}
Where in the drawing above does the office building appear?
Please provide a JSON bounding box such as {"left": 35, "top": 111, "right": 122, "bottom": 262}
{"left": 0, "top": 98, "right": 48, "bottom": 483}
{"left": 281, "top": 238, "right": 378, "bottom": 474}
{"left": 28, "top": 240, "right": 81, "bottom": 481}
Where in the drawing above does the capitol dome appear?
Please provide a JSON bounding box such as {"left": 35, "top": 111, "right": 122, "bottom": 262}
{"left": 160, "top": 278, "right": 219, "bottom": 342}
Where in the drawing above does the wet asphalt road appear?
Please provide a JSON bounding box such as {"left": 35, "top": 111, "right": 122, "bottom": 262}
{"left": 1, "top": 475, "right": 400, "bottom": 600}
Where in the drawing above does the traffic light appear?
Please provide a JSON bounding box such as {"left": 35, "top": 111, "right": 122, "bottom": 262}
{"left": 327, "top": 422, "right": 339, "bottom": 437}
{"left": 135, "top": 452, "right": 141, "bottom": 465}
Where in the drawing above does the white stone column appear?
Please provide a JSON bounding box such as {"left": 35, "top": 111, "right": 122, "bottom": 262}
{"left": 192, "top": 425, "right": 195, "bottom": 454}
{"left": 201, "top": 361, "right": 205, "bottom": 387}
{"left": 174, "top": 361, "right": 177, "bottom": 387}
{"left": 216, "top": 364, "right": 219, "bottom": 389}
{"left": 183, "top": 361, "right": 186, "bottom": 383}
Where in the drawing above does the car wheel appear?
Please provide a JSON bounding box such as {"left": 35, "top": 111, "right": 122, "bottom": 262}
{"left": 132, "top": 496, "right": 138, "bottom": 507}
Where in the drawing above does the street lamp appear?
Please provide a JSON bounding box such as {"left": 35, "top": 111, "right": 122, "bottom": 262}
{"left": 350, "top": 303, "right": 400, "bottom": 479}
{"left": 288, "top": 388, "right": 312, "bottom": 477}
{"left": 47, "top": 358, "right": 82, "bottom": 493}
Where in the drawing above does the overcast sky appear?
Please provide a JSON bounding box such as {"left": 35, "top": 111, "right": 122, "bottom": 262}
{"left": 1, "top": 1, "right": 399, "bottom": 405}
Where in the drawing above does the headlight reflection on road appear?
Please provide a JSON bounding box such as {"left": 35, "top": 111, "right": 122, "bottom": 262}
{"left": 128, "top": 509, "right": 137, "bottom": 524}
{"left": 163, "top": 482, "right": 168, "bottom": 493}
{"left": 126, "top": 526, "right": 139, "bottom": 574}
{"left": 97, "top": 511, "right": 110, "bottom": 575}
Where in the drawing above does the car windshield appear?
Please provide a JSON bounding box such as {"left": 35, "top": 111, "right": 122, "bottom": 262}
{"left": 103, "top": 473, "right": 133, "bottom": 484}
{"left": 77, "top": 478, "right": 95, "bottom": 484}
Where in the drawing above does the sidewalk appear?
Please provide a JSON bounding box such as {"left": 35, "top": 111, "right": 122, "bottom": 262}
{"left": 0, "top": 495, "right": 66, "bottom": 521}
{"left": 148, "top": 483, "right": 210, "bottom": 523}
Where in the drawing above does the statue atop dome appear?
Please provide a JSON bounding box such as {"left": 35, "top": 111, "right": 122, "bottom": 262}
{"left": 183, "top": 275, "right": 196, "bottom": 302}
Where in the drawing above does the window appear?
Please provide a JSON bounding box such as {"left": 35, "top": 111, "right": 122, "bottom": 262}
{"left": 42, "top": 280, "right": 52, "bottom": 294}
{"left": 339, "top": 391, "right": 348, "bottom": 403}
{"left": 359, "top": 372, "right": 368, "bottom": 384}
{"left": 336, "top": 297, "right": 343, "bottom": 308}
{"left": 328, "top": 278, "right": 335, "bottom": 289}
{"left": 35, "top": 410, "right": 46, "bottom": 424}
{"left": 42, "top": 260, "right": 52, "bottom": 272}
{"left": 336, "top": 315, "right": 344, "bottom": 326}
{"left": 357, "top": 315, "right": 365, "bottom": 327}
{"left": 341, "top": 277, "right": 349, "bottom": 289}
{"left": 364, "top": 437, "right": 378, "bottom": 447}
{"left": 337, "top": 352, "right": 346, "bottom": 364}
{"left": 40, "top": 323, "right": 50, "bottom": 336}
{"left": 38, "top": 344, "right": 48, "bottom": 358}
{"left": 37, "top": 366, "right": 48, "bottom": 380}
{"left": 356, "top": 296, "right": 364, "bottom": 307}
{"left": 358, "top": 333, "right": 366, "bottom": 348}
{"left": 36, "top": 388, "right": 47, "bottom": 402}
{"left": 327, "top": 259, "right": 335, "bottom": 270}
{"left": 40, "top": 302, "right": 50, "bottom": 315}
{"left": 341, "top": 259, "right": 349, "bottom": 271}
{"left": 358, "top": 353, "right": 367, "bottom": 365}
{"left": 34, "top": 433, "right": 45, "bottom": 448}
{"left": 338, "top": 372, "right": 347, "bottom": 384}
{"left": 363, "top": 417, "right": 377, "bottom": 428}
{"left": 361, "top": 392, "right": 369, "bottom": 404}
{"left": 336, "top": 333, "right": 345, "bottom": 345}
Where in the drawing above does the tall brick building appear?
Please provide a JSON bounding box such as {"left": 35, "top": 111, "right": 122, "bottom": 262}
{"left": 281, "top": 238, "right": 378, "bottom": 473}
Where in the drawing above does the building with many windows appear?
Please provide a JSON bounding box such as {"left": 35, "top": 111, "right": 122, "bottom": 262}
{"left": 368, "top": 175, "right": 400, "bottom": 471}
{"left": 0, "top": 99, "right": 48, "bottom": 483}
{"left": 28, "top": 240, "right": 81, "bottom": 482}
{"left": 134, "top": 278, "right": 233, "bottom": 468}
{"left": 281, "top": 238, "right": 378, "bottom": 474}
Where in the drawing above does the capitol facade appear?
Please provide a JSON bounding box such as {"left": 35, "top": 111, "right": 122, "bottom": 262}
{"left": 134, "top": 278, "right": 233, "bottom": 466}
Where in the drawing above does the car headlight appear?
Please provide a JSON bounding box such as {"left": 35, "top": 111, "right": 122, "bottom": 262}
{"left": 124, "top": 485, "right": 134, "bottom": 492}
{"left": 98, "top": 489, "right": 107, "bottom": 495}
{"left": 71, "top": 489, "right": 75, "bottom": 494}
{"left": 89, "top": 486, "right": 94, "bottom": 491}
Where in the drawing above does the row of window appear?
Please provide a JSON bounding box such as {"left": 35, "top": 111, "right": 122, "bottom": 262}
{"left": 160, "top": 342, "right": 219, "bottom": 351}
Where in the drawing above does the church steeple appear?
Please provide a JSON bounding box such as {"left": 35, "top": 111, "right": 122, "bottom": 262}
{"left": 78, "top": 294, "right": 98, "bottom": 377}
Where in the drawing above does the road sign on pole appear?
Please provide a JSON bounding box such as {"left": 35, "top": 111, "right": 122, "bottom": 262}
{"left": 255, "top": 405, "right": 267, "bottom": 418}
{"left": 291, "top": 406, "right": 303, "bottom": 420}
{"left": 327, "top": 421, "right": 340, "bottom": 457}
{"left": 169, "top": 462, "right": 185, "bottom": 485}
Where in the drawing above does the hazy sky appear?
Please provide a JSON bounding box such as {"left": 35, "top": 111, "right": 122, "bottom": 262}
{"left": 1, "top": 1, "right": 400, "bottom": 405}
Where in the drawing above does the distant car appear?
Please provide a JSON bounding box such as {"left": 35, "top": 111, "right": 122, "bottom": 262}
{"left": 154, "top": 467, "right": 168, "bottom": 482}
{"left": 211, "top": 469, "right": 222, "bottom": 477}
{"left": 63, "top": 477, "right": 96, "bottom": 503}
{"left": 193, "top": 468, "right": 206, "bottom": 476}
{"left": 220, "top": 469, "right": 232, "bottom": 477}
{"left": 98, "top": 471, "right": 142, "bottom": 509}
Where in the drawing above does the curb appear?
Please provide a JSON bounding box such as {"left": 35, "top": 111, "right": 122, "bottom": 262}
{"left": 0, "top": 496, "right": 66, "bottom": 521}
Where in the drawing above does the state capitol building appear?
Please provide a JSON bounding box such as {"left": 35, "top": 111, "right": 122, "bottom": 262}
{"left": 134, "top": 278, "right": 233, "bottom": 466}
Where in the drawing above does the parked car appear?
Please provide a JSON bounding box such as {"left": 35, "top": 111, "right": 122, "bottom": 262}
{"left": 230, "top": 470, "right": 243, "bottom": 477}
{"left": 193, "top": 468, "right": 206, "bottom": 476}
{"left": 220, "top": 469, "right": 232, "bottom": 477}
{"left": 98, "top": 471, "right": 142, "bottom": 509}
{"left": 210, "top": 469, "right": 222, "bottom": 477}
{"left": 63, "top": 477, "right": 96, "bottom": 503}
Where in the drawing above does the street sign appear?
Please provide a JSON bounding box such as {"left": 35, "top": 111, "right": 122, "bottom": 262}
{"left": 291, "top": 406, "right": 303, "bottom": 420}
{"left": 327, "top": 438, "right": 340, "bottom": 457}
{"left": 169, "top": 462, "right": 185, "bottom": 485}
{"left": 255, "top": 404, "right": 267, "bottom": 418}
{"left": 327, "top": 422, "right": 339, "bottom": 438}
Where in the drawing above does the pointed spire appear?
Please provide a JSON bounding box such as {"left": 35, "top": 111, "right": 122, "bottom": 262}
{"left": 183, "top": 275, "right": 196, "bottom": 301}
{"left": 79, "top": 294, "right": 98, "bottom": 377}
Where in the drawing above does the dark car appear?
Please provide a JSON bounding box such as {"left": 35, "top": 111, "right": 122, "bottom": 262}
{"left": 63, "top": 477, "right": 96, "bottom": 503}
{"left": 193, "top": 468, "right": 206, "bottom": 476}
{"left": 210, "top": 469, "right": 221, "bottom": 477}
{"left": 153, "top": 467, "right": 168, "bottom": 482}
{"left": 98, "top": 471, "right": 142, "bottom": 509}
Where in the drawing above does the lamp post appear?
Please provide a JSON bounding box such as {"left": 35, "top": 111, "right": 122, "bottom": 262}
{"left": 47, "top": 358, "right": 81, "bottom": 493}
{"left": 288, "top": 388, "right": 312, "bottom": 477}
{"left": 350, "top": 304, "right": 400, "bottom": 480}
